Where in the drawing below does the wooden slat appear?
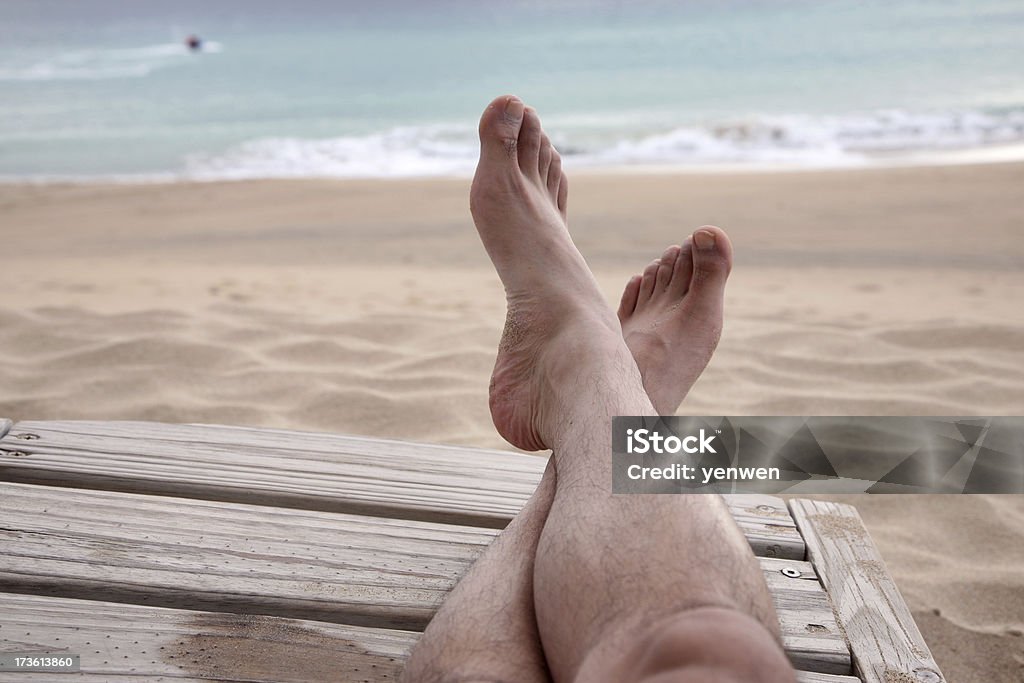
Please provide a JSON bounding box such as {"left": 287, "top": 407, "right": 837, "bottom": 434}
{"left": 0, "top": 482, "right": 847, "bottom": 672}
{"left": 0, "top": 419, "right": 11, "bottom": 440}
{"left": 0, "top": 594, "right": 853, "bottom": 683}
{"left": 0, "top": 482, "right": 484, "bottom": 630}
{"left": 790, "top": 499, "right": 945, "bottom": 683}
{"left": 0, "top": 420, "right": 805, "bottom": 559}
{"left": 0, "top": 592, "right": 413, "bottom": 681}
{"left": 0, "top": 420, "right": 541, "bottom": 525}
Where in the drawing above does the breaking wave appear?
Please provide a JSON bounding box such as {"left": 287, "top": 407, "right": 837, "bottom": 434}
{"left": 182, "top": 108, "right": 1024, "bottom": 180}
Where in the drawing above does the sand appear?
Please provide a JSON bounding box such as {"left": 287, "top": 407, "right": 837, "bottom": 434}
{"left": 1, "top": 161, "right": 1023, "bottom": 680}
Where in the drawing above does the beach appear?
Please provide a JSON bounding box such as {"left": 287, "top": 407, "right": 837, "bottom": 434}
{"left": 2, "top": 161, "right": 1023, "bottom": 680}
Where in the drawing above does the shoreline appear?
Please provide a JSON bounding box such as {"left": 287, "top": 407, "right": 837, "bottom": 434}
{"left": 3, "top": 142, "right": 1024, "bottom": 186}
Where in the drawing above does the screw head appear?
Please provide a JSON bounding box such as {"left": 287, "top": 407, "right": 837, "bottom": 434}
{"left": 914, "top": 669, "right": 942, "bottom": 683}
{"left": 781, "top": 567, "right": 802, "bottom": 578}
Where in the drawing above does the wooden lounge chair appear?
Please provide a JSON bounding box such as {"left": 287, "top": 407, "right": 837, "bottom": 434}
{"left": 0, "top": 418, "right": 946, "bottom": 682}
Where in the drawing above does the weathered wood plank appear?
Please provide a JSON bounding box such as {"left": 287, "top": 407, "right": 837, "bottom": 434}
{"left": 0, "top": 419, "right": 12, "bottom": 440}
{"left": 0, "top": 420, "right": 542, "bottom": 525}
{"left": 0, "top": 420, "right": 805, "bottom": 559}
{"left": 790, "top": 499, "right": 945, "bottom": 683}
{"left": 0, "top": 482, "right": 484, "bottom": 630}
{"left": 0, "top": 482, "right": 847, "bottom": 672}
{"left": 0, "top": 592, "right": 412, "bottom": 681}
{"left": 0, "top": 594, "right": 853, "bottom": 682}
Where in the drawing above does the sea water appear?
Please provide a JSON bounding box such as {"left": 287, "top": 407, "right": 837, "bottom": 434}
{"left": 2, "top": 0, "right": 1023, "bottom": 180}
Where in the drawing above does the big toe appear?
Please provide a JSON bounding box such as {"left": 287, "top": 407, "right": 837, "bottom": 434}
{"left": 478, "top": 95, "right": 526, "bottom": 165}
{"left": 687, "top": 225, "right": 733, "bottom": 314}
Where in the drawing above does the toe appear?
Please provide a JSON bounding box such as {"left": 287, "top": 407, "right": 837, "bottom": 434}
{"left": 556, "top": 169, "right": 568, "bottom": 218}
{"left": 478, "top": 95, "right": 525, "bottom": 165}
{"left": 637, "top": 258, "right": 661, "bottom": 305}
{"left": 691, "top": 226, "right": 733, "bottom": 284}
{"left": 517, "top": 107, "right": 543, "bottom": 178}
{"left": 668, "top": 237, "right": 694, "bottom": 297}
{"left": 538, "top": 134, "right": 553, "bottom": 183}
{"left": 655, "top": 245, "right": 680, "bottom": 292}
{"left": 687, "top": 225, "right": 733, "bottom": 313}
{"left": 618, "top": 274, "right": 642, "bottom": 321}
{"left": 547, "top": 152, "right": 562, "bottom": 200}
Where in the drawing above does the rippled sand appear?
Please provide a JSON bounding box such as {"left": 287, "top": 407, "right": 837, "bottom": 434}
{"left": 2, "top": 164, "right": 1023, "bottom": 680}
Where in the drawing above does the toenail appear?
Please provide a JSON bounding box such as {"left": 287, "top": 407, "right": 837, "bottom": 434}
{"left": 505, "top": 97, "right": 525, "bottom": 121}
{"left": 694, "top": 230, "right": 716, "bottom": 250}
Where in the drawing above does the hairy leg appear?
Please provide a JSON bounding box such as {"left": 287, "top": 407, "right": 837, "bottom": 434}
{"left": 401, "top": 94, "right": 574, "bottom": 683}
{"left": 531, "top": 378, "right": 792, "bottom": 683}
{"left": 400, "top": 460, "right": 556, "bottom": 683}
{"left": 405, "top": 95, "right": 791, "bottom": 683}
{"left": 460, "top": 98, "right": 792, "bottom": 683}
{"left": 402, "top": 95, "right": 703, "bottom": 683}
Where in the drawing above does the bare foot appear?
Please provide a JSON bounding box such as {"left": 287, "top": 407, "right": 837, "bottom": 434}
{"left": 617, "top": 226, "right": 733, "bottom": 414}
{"left": 470, "top": 95, "right": 637, "bottom": 451}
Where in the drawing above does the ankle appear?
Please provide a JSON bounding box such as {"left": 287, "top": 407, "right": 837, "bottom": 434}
{"left": 537, "top": 337, "right": 650, "bottom": 451}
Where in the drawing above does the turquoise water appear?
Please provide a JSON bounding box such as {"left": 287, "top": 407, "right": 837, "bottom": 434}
{"left": 2, "top": 0, "right": 1023, "bottom": 179}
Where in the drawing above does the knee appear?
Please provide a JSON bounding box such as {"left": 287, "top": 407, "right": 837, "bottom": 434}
{"left": 630, "top": 607, "right": 795, "bottom": 683}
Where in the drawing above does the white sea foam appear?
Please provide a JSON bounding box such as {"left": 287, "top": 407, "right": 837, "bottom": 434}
{"left": 0, "top": 42, "right": 222, "bottom": 82}
{"left": 184, "top": 126, "right": 481, "bottom": 180}
{"left": 180, "top": 108, "right": 1024, "bottom": 180}
{"left": 3, "top": 107, "right": 1022, "bottom": 184}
